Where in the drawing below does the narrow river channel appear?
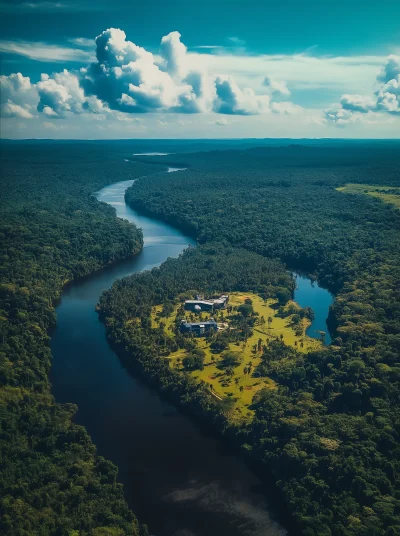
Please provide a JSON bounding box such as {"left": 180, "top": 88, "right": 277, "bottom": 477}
{"left": 50, "top": 167, "right": 332, "bottom": 536}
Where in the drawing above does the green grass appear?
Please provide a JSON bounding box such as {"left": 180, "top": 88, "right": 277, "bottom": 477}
{"left": 337, "top": 183, "right": 400, "bottom": 209}
{"left": 150, "top": 292, "right": 322, "bottom": 421}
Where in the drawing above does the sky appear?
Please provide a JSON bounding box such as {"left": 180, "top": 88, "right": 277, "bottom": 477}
{"left": 0, "top": 0, "right": 399, "bottom": 139}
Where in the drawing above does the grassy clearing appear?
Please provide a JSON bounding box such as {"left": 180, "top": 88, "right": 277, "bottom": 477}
{"left": 150, "top": 292, "right": 321, "bottom": 420}
{"left": 337, "top": 183, "right": 400, "bottom": 209}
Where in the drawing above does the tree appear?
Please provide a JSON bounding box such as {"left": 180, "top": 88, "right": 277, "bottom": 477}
{"left": 276, "top": 287, "right": 291, "bottom": 305}
{"left": 183, "top": 353, "right": 205, "bottom": 371}
{"left": 220, "top": 350, "right": 241, "bottom": 369}
{"left": 238, "top": 303, "right": 253, "bottom": 317}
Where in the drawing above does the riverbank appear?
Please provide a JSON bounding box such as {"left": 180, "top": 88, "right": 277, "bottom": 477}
{"left": 0, "top": 146, "right": 150, "bottom": 536}
{"left": 50, "top": 166, "right": 332, "bottom": 536}
{"left": 97, "top": 242, "right": 333, "bottom": 536}
{"left": 52, "top": 178, "right": 288, "bottom": 536}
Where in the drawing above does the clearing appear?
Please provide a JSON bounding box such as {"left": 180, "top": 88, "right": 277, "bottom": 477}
{"left": 336, "top": 183, "right": 400, "bottom": 209}
{"left": 150, "top": 292, "right": 322, "bottom": 420}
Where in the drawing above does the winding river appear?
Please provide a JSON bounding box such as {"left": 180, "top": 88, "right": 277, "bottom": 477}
{"left": 51, "top": 169, "right": 333, "bottom": 536}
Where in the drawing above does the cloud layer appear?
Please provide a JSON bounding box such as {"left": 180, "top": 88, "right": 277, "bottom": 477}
{"left": 325, "top": 55, "right": 400, "bottom": 123}
{"left": 1, "top": 28, "right": 300, "bottom": 120}
{"left": 1, "top": 28, "right": 399, "bottom": 132}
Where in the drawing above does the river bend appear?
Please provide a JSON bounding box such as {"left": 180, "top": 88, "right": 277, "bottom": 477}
{"left": 50, "top": 174, "right": 287, "bottom": 536}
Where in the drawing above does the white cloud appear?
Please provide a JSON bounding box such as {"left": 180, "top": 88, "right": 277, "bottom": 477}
{"left": 263, "top": 76, "right": 290, "bottom": 96}
{"left": 1, "top": 27, "right": 399, "bottom": 136}
{"left": 68, "top": 37, "right": 94, "bottom": 48}
{"left": 271, "top": 101, "right": 303, "bottom": 115}
{"left": 78, "top": 28, "right": 276, "bottom": 116}
{"left": 376, "top": 57, "right": 400, "bottom": 114}
{"left": 0, "top": 72, "right": 32, "bottom": 101}
{"left": 194, "top": 45, "right": 221, "bottom": 50}
{"left": 0, "top": 72, "right": 38, "bottom": 118}
{"left": 0, "top": 40, "right": 94, "bottom": 62}
{"left": 326, "top": 54, "right": 400, "bottom": 124}
{"left": 187, "top": 52, "right": 385, "bottom": 92}
{"left": 340, "top": 94, "right": 376, "bottom": 113}
{"left": 160, "top": 31, "right": 188, "bottom": 79}
{"left": 213, "top": 76, "right": 270, "bottom": 115}
{"left": 2, "top": 101, "right": 34, "bottom": 119}
{"left": 325, "top": 107, "right": 361, "bottom": 125}
{"left": 377, "top": 54, "right": 400, "bottom": 83}
{"left": 37, "top": 70, "right": 86, "bottom": 115}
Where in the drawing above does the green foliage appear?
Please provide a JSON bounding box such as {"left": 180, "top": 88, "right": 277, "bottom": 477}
{"left": 0, "top": 145, "right": 146, "bottom": 535}
{"left": 183, "top": 349, "right": 205, "bottom": 371}
{"left": 98, "top": 243, "right": 291, "bottom": 426}
{"left": 121, "top": 145, "right": 400, "bottom": 536}
{"left": 237, "top": 303, "right": 253, "bottom": 317}
{"left": 219, "top": 351, "right": 242, "bottom": 369}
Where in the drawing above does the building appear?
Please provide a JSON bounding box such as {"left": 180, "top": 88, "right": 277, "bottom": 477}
{"left": 180, "top": 319, "right": 218, "bottom": 336}
{"left": 184, "top": 295, "right": 229, "bottom": 312}
{"left": 212, "top": 295, "right": 229, "bottom": 309}
{"left": 184, "top": 300, "right": 215, "bottom": 312}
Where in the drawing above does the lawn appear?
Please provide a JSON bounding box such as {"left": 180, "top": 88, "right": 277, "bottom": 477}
{"left": 337, "top": 183, "right": 400, "bottom": 209}
{"left": 150, "top": 292, "right": 322, "bottom": 420}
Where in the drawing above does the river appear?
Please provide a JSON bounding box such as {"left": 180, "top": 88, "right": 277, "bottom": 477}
{"left": 293, "top": 274, "right": 333, "bottom": 345}
{"left": 50, "top": 170, "right": 333, "bottom": 536}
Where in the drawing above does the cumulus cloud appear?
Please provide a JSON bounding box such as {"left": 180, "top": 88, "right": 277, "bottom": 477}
{"left": 339, "top": 94, "right": 376, "bottom": 113}
{"left": 160, "top": 31, "right": 188, "bottom": 79}
{"left": 326, "top": 54, "right": 400, "bottom": 124}
{"left": 0, "top": 72, "right": 37, "bottom": 118}
{"left": 377, "top": 79, "right": 400, "bottom": 113}
{"left": 324, "top": 107, "right": 360, "bottom": 125}
{"left": 0, "top": 27, "right": 307, "bottom": 121}
{"left": 79, "top": 28, "right": 212, "bottom": 114}
{"left": 0, "top": 72, "right": 32, "bottom": 101}
{"left": 377, "top": 55, "right": 400, "bottom": 83}
{"left": 37, "top": 70, "right": 86, "bottom": 115}
{"left": 213, "top": 76, "right": 270, "bottom": 115}
{"left": 263, "top": 76, "right": 290, "bottom": 96}
{"left": 376, "top": 57, "right": 400, "bottom": 114}
{"left": 2, "top": 101, "right": 34, "bottom": 119}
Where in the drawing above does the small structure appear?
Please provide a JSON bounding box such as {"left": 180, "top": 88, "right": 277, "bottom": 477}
{"left": 184, "top": 300, "right": 215, "bottom": 312}
{"left": 212, "top": 295, "right": 229, "bottom": 309}
{"left": 180, "top": 319, "right": 218, "bottom": 336}
{"left": 184, "top": 295, "right": 229, "bottom": 312}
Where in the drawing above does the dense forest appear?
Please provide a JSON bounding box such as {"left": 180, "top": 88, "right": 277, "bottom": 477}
{"left": 104, "top": 144, "right": 400, "bottom": 536}
{"left": 97, "top": 243, "right": 293, "bottom": 431}
{"left": 2, "top": 140, "right": 400, "bottom": 536}
{"left": 0, "top": 144, "right": 149, "bottom": 535}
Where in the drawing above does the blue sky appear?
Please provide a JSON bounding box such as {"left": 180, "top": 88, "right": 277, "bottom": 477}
{"left": 1, "top": 0, "right": 399, "bottom": 138}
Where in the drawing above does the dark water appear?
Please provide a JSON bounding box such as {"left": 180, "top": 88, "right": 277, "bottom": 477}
{"left": 293, "top": 274, "right": 333, "bottom": 345}
{"left": 50, "top": 176, "right": 287, "bottom": 536}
